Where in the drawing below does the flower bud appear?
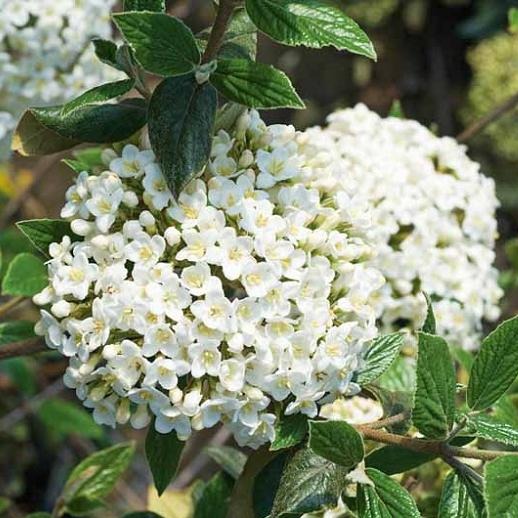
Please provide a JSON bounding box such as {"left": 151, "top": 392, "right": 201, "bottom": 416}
{"left": 164, "top": 227, "right": 181, "bottom": 246}
{"left": 71, "top": 219, "right": 94, "bottom": 236}
{"left": 51, "top": 300, "right": 73, "bottom": 318}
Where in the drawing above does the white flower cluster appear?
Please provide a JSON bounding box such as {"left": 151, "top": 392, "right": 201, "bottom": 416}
{"left": 0, "top": 0, "right": 119, "bottom": 158}
{"left": 303, "top": 104, "right": 502, "bottom": 350}
{"left": 34, "top": 110, "right": 385, "bottom": 448}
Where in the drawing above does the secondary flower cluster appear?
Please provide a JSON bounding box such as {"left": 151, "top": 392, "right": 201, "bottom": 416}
{"left": 0, "top": 0, "right": 119, "bottom": 159}
{"left": 34, "top": 110, "right": 384, "bottom": 447}
{"left": 302, "top": 104, "right": 502, "bottom": 350}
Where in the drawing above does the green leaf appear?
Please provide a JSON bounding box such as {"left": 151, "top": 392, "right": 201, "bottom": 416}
{"left": 63, "top": 442, "right": 135, "bottom": 510}
{"left": 388, "top": 100, "right": 405, "bottom": 119}
{"left": 271, "top": 447, "right": 348, "bottom": 517}
{"left": 66, "top": 496, "right": 105, "bottom": 516}
{"left": 221, "top": 9, "right": 258, "bottom": 60}
{"left": 366, "top": 445, "right": 436, "bottom": 475}
{"left": 2, "top": 253, "right": 47, "bottom": 296}
{"left": 452, "top": 346, "right": 475, "bottom": 372}
{"left": 124, "top": 0, "right": 165, "bottom": 11}
{"left": 253, "top": 452, "right": 289, "bottom": 518}
{"left": 467, "top": 413, "right": 518, "bottom": 447}
{"left": 356, "top": 333, "right": 404, "bottom": 385}
{"left": 194, "top": 472, "right": 233, "bottom": 518}
{"left": 309, "top": 420, "right": 364, "bottom": 468}
{"left": 377, "top": 355, "right": 416, "bottom": 393}
{"left": 0, "top": 358, "right": 36, "bottom": 395}
{"left": 245, "top": 0, "right": 376, "bottom": 59}
{"left": 92, "top": 39, "right": 123, "bottom": 71}
{"left": 510, "top": 7, "right": 518, "bottom": 33}
{"left": 494, "top": 396, "right": 518, "bottom": 428}
{"left": 205, "top": 446, "right": 247, "bottom": 479}
{"left": 468, "top": 316, "right": 518, "bottom": 411}
{"left": 0, "top": 321, "right": 36, "bottom": 346}
{"left": 270, "top": 413, "right": 308, "bottom": 451}
{"left": 214, "top": 103, "right": 247, "bottom": 134}
{"left": 145, "top": 426, "right": 184, "bottom": 496}
{"left": 211, "top": 59, "right": 304, "bottom": 109}
{"left": 438, "top": 471, "right": 478, "bottom": 518}
{"left": 422, "top": 292, "right": 436, "bottom": 334}
{"left": 0, "top": 497, "right": 10, "bottom": 513}
{"left": 113, "top": 12, "right": 200, "bottom": 77}
{"left": 17, "top": 219, "right": 73, "bottom": 257}
{"left": 148, "top": 74, "right": 217, "bottom": 197}
{"left": 485, "top": 455, "right": 518, "bottom": 516}
{"left": 413, "top": 332, "right": 456, "bottom": 439}
{"left": 357, "top": 468, "right": 420, "bottom": 518}
{"left": 38, "top": 399, "right": 103, "bottom": 440}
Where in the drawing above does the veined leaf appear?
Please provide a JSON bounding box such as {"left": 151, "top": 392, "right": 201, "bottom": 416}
{"left": 467, "top": 413, "right": 518, "bottom": 447}
{"left": 270, "top": 413, "right": 308, "bottom": 451}
{"left": 0, "top": 321, "right": 36, "bottom": 346}
{"left": 366, "top": 445, "right": 436, "bottom": 475}
{"left": 205, "top": 446, "right": 247, "bottom": 479}
{"left": 438, "top": 471, "right": 479, "bottom": 518}
{"left": 124, "top": 0, "right": 165, "bottom": 11}
{"left": 194, "top": 472, "right": 233, "bottom": 518}
{"left": 422, "top": 292, "right": 436, "bottom": 334}
{"left": 485, "top": 455, "right": 518, "bottom": 516}
{"left": 92, "top": 39, "right": 122, "bottom": 70}
{"left": 2, "top": 253, "right": 47, "bottom": 296}
{"left": 17, "top": 219, "right": 73, "bottom": 257}
{"left": 245, "top": 0, "right": 376, "bottom": 59}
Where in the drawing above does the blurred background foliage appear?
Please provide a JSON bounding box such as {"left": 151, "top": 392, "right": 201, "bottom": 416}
{"left": 4, "top": 0, "right": 518, "bottom": 516}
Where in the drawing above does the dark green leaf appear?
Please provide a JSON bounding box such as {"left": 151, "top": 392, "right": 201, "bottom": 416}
{"left": 388, "top": 100, "right": 405, "bottom": 119}
{"left": 366, "top": 445, "right": 436, "bottom": 475}
{"left": 148, "top": 74, "right": 217, "bottom": 197}
{"left": 194, "top": 472, "right": 233, "bottom": 518}
{"left": 452, "top": 346, "right": 475, "bottom": 372}
{"left": 270, "top": 413, "right": 308, "bottom": 451}
{"left": 510, "top": 7, "right": 518, "bottom": 33}
{"left": 357, "top": 468, "right": 420, "bottom": 517}
{"left": 467, "top": 413, "right": 518, "bottom": 447}
{"left": 377, "top": 355, "right": 416, "bottom": 393}
{"left": 0, "top": 321, "right": 36, "bottom": 346}
{"left": 356, "top": 333, "right": 404, "bottom": 385}
{"left": 494, "top": 396, "right": 518, "bottom": 428}
{"left": 17, "top": 219, "right": 73, "bottom": 257}
{"left": 438, "top": 471, "right": 478, "bottom": 518}
{"left": 253, "top": 452, "right": 289, "bottom": 518}
{"left": 66, "top": 496, "right": 105, "bottom": 516}
{"left": 211, "top": 59, "right": 304, "bottom": 109}
{"left": 205, "top": 446, "right": 247, "bottom": 479}
{"left": 245, "top": 0, "right": 376, "bottom": 59}
{"left": 63, "top": 442, "right": 135, "bottom": 510}
{"left": 92, "top": 39, "right": 121, "bottom": 70}
{"left": 0, "top": 358, "right": 36, "bottom": 395}
{"left": 38, "top": 399, "right": 103, "bottom": 440}
{"left": 422, "top": 293, "right": 436, "bottom": 334}
{"left": 124, "top": 0, "right": 165, "bottom": 11}
{"left": 2, "top": 253, "right": 47, "bottom": 296}
{"left": 271, "top": 447, "right": 348, "bottom": 517}
{"left": 145, "top": 426, "right": 184, "bottom": 496}
{"left": 113, "top": 12, "right": 200, "bottom": 77}
{"left": 485, "top": 455, "right": 518, "bottom": 516}
{"left": 309, "top": 420, "right": 364, "bottom": 468}
{"left": 468, "top": 316, "right": 518, "bottom": 411}
{"left": 413, "top": 332, "right": 456, "bottom": 439}
{"left": 221, "top": 9, "right": 258, "bottom": 60}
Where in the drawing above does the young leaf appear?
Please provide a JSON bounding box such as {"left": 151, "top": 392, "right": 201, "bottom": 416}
{"left": 17, "top": 219, "right": 73, "bottom": 257}
{"left": 271, "top": 447, "right": 348, "bottom": 517}
{"left": 194, "top": 472, "right": 233, "bottom": 518}
{"left": 124, "top": 0, "right": 165, "bottom": 11}
{"left": 245, "top": 0, "right": 376, "bottom": 59}
{"left": 413, "top": 332, "right": 456, "bottom": 439}
{"left": 366, "top": 445, "right": 436, "bottom": 475}
{"left": 2, "top": 253, "right": 47, "bottom": 296}
{"left": 308, "top": 420, "right": 364, "bottom": 468}
{"left": 467, "top": 413, "right": 518, "bottom": 447}
{"left": 438, "top": 471, "right": 479, "bottom": 518}
{"left": 211, "top": 59, "right": 304, "bottom": 109}
{"left": 92, "top": 39, "right": 120, "bottom": 69}
{"left": 422, "top": 292, "right": 436, "bottom": 334}
{"left": 0, "top": 321, "right": 36, "bottom": 346}
{"left": 113, "top": 12, "right": 200, "bottom": 77}
{"left": 356, "top": 332, "right": 404, "bottom": 385}
{"left": 357, "top": 468, "right": 420, "bottom": 517}
{"left": 467, "top": 316, "right": 518, "bottom": 411}
{"left": 270, "top": 413, "right": 308, "bottom": 451}
{"left": 62, "top": 442, "right": 135, "bottom": 511}
{"left": 205, "top": 446, "right": 247, "bottom": 479}
{"left": 148, "top": 74, "right": 217, "bottom": 197}
{"left": 485, "top": 455, "right": 518, "bottom": 516}
{"left": 145, "top": 426, "right": 184, "bottom": 496}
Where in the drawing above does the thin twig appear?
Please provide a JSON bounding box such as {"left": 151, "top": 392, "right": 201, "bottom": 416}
{"left": 363, "top": 411, "right": 409, "bottom": 430}
{"left": 457, "top": 91, "right": 518, "bottom": 143}
{"left": 0, "top": 339, "right": 47, "bottom": 361}
{"left": 0, "top": 296, "right": 24, "bottom": 319}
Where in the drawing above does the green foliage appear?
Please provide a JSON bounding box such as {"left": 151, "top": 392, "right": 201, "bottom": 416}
{"left": 2, "top": 253, "right": 47, "bottom": 296}
{"left": 245, "top": 0, "right": 376, "bottom": 59}
{"left": 205, "top": 446, "right": 247, "bottom": 479}
{"left": 113, "top": 12, "right": 200, "bottom": 77}
{"left": 270, "top": 413, "right": 308, "bottom": 451}
{"left": 356, "top": 332, "right": 404, "bottom": 385}
{"left": 510, "top": 7, "right": 518, "bottom": 32}
{"left": 308, "top": 420, "right": 364, "bottom": 468}
{"left": 271, "top": 447, "right": 347, "bottom": 517}
{"left": 485, "top": 455, "right": 518, "bottom": 516}
{"left": 413, "top": 332, "right": 456, "bottom": 439}
{"left": 438, "top": 471, "right": 479, "bottom": 518}
{"left": 17, "top": 219, "right": 73, "bottom": 257}
{"left": 220, "top": 9, "right": 258, "bottom": 60}
{"left": 422, "top": 293, "right": 437, "bottom": 334}
{"left": 466, "top": 413, "right": 518, "bottom": 447}
{"left": 0, "top": 320, "right": 36, "bottom": 345}
{"left": 148, "top": 74, "right": 217, "bottom": 197}
{"left": 211, "top": 59, "right": 304, "bottom": 109}
{"left": 92, "top": 39, "right": 121, "bottom": 70}
{"left": 145, "top": 426, "right": 184, "bottom": 496}
{"left": 366, "top": 445, "right": 436, "bottom": 475}
{"left": 194, "top": 472, "right": 234, "bottom": 518}
{"left": 124, "top": 0, "right": 165, "bottom": 11}
{"left": 62, "top": 442, "right": 135, "bottom": 515}
{"left": 468, "top": 316, "right": 518, "bottom": 411}
{"left": 253, "top": 453, "right": 288, "bottom": 518}
{"left": 357, "top": 468, "right": 420, "bottom": 517}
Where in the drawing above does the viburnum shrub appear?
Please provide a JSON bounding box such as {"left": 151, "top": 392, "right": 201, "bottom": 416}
{"left": 4, "top": 1, "right": 518, "bottom": 517}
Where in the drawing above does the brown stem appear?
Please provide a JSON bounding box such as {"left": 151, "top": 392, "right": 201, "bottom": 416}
{"left": 363, "top": 411, "right": 409, "bottom": 430}
{"left": 0, "top": 339, "right": 47, "bottom": 360}
{"left": 202, "top": 0, "right": 241, "bottom": 63}
{"left": 0, "top": 296, "right": 24, "bottom": 319}
{"left": 457, "top": 91, "right": 518, "bottom": 143}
